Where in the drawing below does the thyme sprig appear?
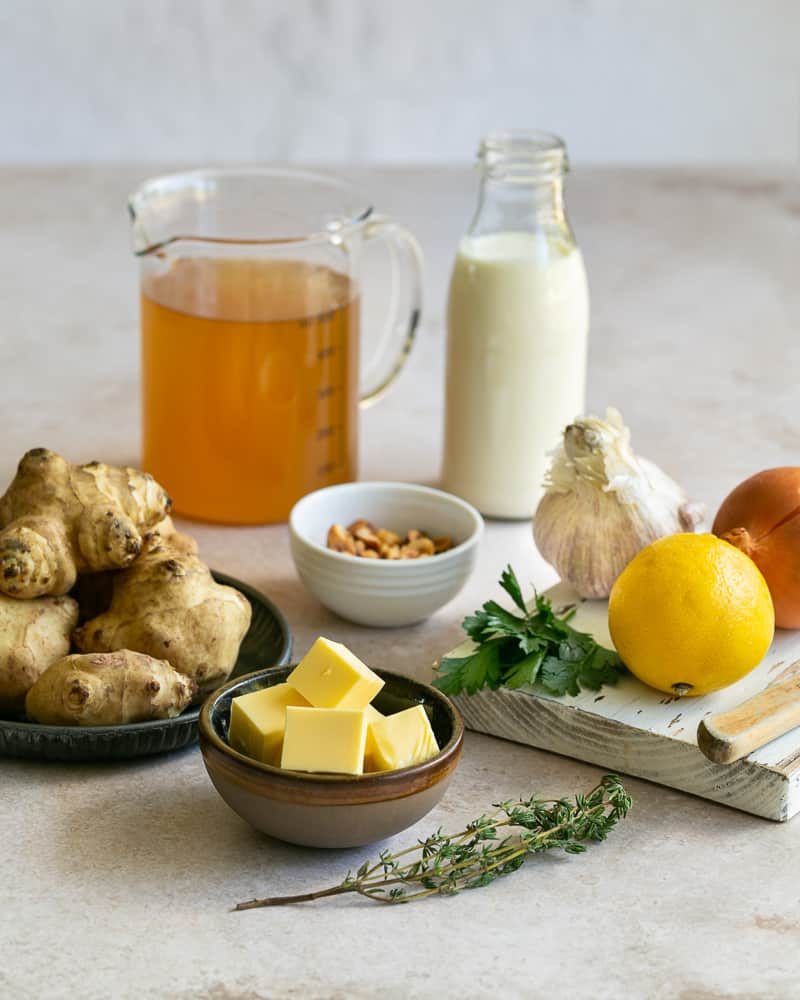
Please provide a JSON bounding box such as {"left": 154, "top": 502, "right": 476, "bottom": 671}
{"left": 233, "top": 774, "right": 631, "bottom": 910}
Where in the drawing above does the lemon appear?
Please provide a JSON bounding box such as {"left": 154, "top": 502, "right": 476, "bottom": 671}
{"left": 608, "top": 533, "right": 774, "bottom": 696}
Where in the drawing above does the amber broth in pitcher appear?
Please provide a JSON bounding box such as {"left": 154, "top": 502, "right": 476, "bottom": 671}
{"left": 141, "top": 257, "right": 359, "bottom": 524}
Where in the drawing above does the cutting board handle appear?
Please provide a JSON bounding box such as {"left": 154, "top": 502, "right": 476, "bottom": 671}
{"left": 697, "top": 668, "right": 800, "bottom": 764}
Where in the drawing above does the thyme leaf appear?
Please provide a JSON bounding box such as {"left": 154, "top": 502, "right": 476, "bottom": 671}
{"left": 233, "top": 775, "right": 632, "bottom": 909}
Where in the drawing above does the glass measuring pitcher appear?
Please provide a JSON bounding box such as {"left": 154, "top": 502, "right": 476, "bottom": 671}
{"left": 129, "top": 168, "right": 423, "bottom": 524}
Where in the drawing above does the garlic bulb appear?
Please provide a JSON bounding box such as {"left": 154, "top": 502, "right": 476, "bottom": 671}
{"left": 533, "top": 408, "right": 704, "bottom": 598}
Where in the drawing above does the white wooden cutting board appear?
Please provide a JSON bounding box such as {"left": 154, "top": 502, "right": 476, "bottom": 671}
{"left": 448, "top": 583, "right": 800, "bottom": 821}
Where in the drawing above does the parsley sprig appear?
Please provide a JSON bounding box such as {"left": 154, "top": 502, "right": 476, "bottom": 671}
{"left": 234, "top": 775, "right": 631, "bottom": 908}
{"left": 434, "top": 565, "right": 626, "bottom": 698}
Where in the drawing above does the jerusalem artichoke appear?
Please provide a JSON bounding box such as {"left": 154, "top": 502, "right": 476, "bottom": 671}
{"left": 73, "top": 530, "right": 251, "bottom": 699}
{"left": 25, "top": 651, "right": 195, "bottom": 725}
{"left": 0, "top": 449, "right": 171, "bottom": 599}
{"left": 71, "top": 518, "right": 196, "bottom": 622}
{"left": 140, "top": 515, "right": 199, "bottom": 559}
{"left": 0, "top": 593, "right": 79, "bottom": 715}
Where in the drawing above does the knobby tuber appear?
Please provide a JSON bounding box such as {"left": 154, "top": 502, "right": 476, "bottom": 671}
{"left": 140, "top": 515, "right": 199, "bottom": 559}
{"left": 25, "top": 651, "right": 196, "bottom": 725}
{"left": 73, "top": 525, "right": 251, "bottom": 700}
{"left": 0, "top": 593, "right": 79, "bottom": 714}
{"left": 0, "top": 449, "right": 171, "bottom": 599}
{"left": 71, "top": 518, "right": 196, "bottom": 623}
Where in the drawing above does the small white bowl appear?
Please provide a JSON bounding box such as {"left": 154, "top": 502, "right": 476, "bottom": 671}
{"left": 289, "top": 482, "right": 484, "bottom": 627}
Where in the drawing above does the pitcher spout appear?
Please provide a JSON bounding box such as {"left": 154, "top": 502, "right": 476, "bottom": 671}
{"left": 128, "top": 171, "right": 219, "bottom": 257}
{"left": 129, "top": 167, "right": 372, "bottom": 258}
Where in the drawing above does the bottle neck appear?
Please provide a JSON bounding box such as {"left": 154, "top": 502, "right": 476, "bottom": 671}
{"left": 467, "top": 130, "right": 572, "bottom": 241}
{"left": 468, "top": 175, "right": 567, "bottom": 237}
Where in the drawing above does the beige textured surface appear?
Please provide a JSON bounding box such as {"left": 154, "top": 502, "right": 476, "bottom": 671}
{"left": 1, "top": 166, "right": 799, "bottom": 999}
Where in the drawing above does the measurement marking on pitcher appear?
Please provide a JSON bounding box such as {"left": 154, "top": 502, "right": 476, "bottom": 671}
{"left": 315, "top": 344, "right": 345, "bottom": 478}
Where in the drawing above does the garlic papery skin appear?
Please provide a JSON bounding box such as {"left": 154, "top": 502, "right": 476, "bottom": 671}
{"left": 533, "top": 408, "right": 704, "bottom": 598}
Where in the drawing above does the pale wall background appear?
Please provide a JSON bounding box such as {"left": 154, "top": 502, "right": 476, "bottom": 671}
{"left": 1, "top": 0, "right": 797, "bottom": 166}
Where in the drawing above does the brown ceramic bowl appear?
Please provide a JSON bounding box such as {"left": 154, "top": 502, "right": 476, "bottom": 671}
{"left": 199, "top": 665, "right": 464, "bottom": 848}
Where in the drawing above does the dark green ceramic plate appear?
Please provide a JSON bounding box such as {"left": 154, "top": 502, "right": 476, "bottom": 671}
{"left": 0, "top": 572, "right": 292, "bottom": 762}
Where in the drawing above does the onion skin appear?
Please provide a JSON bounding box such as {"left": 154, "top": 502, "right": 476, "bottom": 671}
{"left": 713, "top": 468, "right": 800, "bottom": 629}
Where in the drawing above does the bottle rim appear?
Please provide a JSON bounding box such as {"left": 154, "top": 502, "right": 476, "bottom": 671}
{"left": 478, "top": 129, "right": 568, "bottom": 180}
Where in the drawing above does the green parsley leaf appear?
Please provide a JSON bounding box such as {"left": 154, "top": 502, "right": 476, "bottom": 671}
{"left": 434, "top": 638, "right": 505, "bottom": 695}
{"left": 434, "top": 565, "right": 626, "bottom": 699}
{"left": 539, "top": 655, "right": 581, "bottom": 697}
{"left": 463, "top": 601, "right": 526, "bottom": 645}
{"left": 503, "top": 649, "right": 545, "bottom": 689}
{"left": 499, "top": 565, "right": 527, "bottom": 613}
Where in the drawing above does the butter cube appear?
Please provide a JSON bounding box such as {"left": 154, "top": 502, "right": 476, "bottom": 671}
{"left": 228, "top": 683, "right": 309, "bottom": 765}
{"left": 366, "top": 705, "right": 440, "bottom": 772}
{"left": 281, "top": 706, "right": 367, "bottom": 775}
{"left": 287, "top": 637, "right": 384, "bottom": 709}
{"left": 364, "top": 703, "right": 384, "bottom": 770}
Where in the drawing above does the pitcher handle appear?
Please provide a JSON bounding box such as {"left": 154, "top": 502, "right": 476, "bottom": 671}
{"left": 359, "top": 215, "right": 424, "bottom": 407}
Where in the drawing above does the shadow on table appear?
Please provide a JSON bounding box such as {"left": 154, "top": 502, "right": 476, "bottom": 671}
{"left": 37, "top": 755, "right": 374, "bottom": 899}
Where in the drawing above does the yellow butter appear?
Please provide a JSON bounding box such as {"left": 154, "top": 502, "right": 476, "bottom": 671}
{"left": 363, "top": 703, "right": 384, "bottom": 770}
{"left": 228, "top": 682, "right": 309, "bottom": 765}
{"left": 366, "top": 705, "right": 440, "bottom": 772}
{"left": 287, "top": 637, "right": 384, "bottom": 709}
{"left": 281, "top": 705, "right": 367, "bottom": 775}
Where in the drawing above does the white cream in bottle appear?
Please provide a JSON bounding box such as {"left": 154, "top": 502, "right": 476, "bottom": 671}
{"left": 442, "top": 132, "right": 589, "bottom": 518}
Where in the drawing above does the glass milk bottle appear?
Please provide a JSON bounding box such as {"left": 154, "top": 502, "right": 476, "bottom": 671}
{"left": 442, "top": 130, "right": 589, "bottom": 518}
